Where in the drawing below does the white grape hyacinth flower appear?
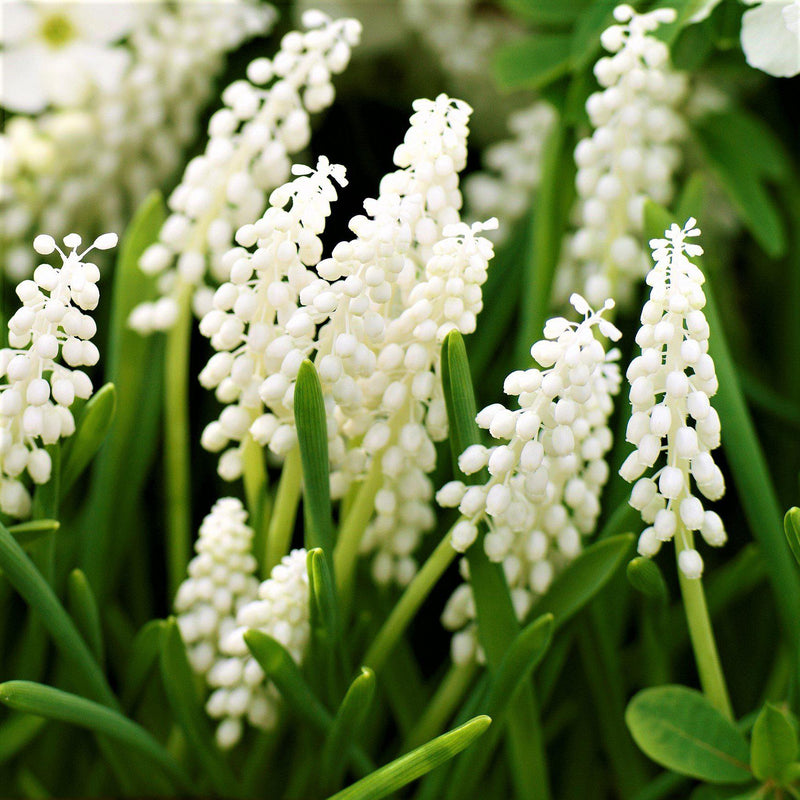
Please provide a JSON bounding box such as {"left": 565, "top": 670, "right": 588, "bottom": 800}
{"left": 561, "top": 4, "right": 687, "bottom": 309}
{"left": 0, "top": 231, "right": 116, "bottom": 517}
{"left": 741, "top": 0, "right": 800, "bottom": 78}
{"left": 620, "top": 218, "right": 726, "bottom": 579}
{"left": 0, "top": 1, "right": 139, "bottom": 114}
{"left": 205, "top": 548, "right": 310, "bottom": 749}
{"left": 129, "top": 10, "right": 361, "bottom": 335}
{"left": 174, "top": 498, "right": 259, "bottom": 676}
{"left": 438, "top": 294, "right": 622, "bottom": 663}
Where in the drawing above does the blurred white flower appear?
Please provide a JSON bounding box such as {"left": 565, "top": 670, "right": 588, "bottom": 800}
{"left": 0, "top": 1, "right": 140, "bottom": 113}
{"left": 741, "top": 0, "right": 800, "bottom": 78}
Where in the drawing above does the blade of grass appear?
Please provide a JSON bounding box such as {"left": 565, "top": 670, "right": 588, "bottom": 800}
{"left": 7, "top": 520, "right": 60, "bottom": 547}
{"left": 328, "top": 716, "right": 492, "bottom": 800}
{"left": 66, "top": 570, "right": 103, "bottom": 665}
{"left": 0, "top": 681, "right": 191, "bottom": 793}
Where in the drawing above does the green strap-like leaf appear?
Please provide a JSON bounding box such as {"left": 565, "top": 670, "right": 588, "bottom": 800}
{"left": 320, "top": 667, "right": 376, "bottom": 794}
{"left": 7, "top": 519, "right": 60, "bottom": 547}
{"left": 0, "top": 522, "right": 115, "bottom": 707}
{"left": 159, "top": 619, "right": 242, "bottom": 797}
{"left": 121, "top": 619, "right": 164, "bottom": 711}
{"left": 785, "top": 508, "right": 800, "bottom": 567}
{"left": 626, "top": 686, "right": 752, "bottom": 784}
{"left": 751, "top": 703, "right": 799, "bottom": 783}
{"left": 328, "top": 716, "right": 492, "bottom": 800}
{"left": 60, "top": 383, "right": 116, "bottom": 495}
{"left": 493, "top": 33, "right": 573, "bottom": 91}
{"left": 294, "top": 361, "right": 335, "bottom": 562}
{"left": 0, "top": 713, "right": 45, "bottom": 765}
{"left": 532, "top": 534, "right": 633, "bottom": 628}
{"left": 0, "top": 680, "right": 190, "bottom": 792}
{"left": 67, "top": 570, "right": 104, "bottom": 664}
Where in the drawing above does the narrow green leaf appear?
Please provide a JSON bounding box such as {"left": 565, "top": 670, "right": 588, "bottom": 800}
{"left": 532, "top": 534, "right": 633, "bottom": 628}
{"left": 0, "top": 522, "right": 115, "bottom": 707}
{"left": 0, "top": 713, "right": 45, "bottom": 765}
{"left": 751, "top": 703, "right": 798, "bottom": 783}
{"left": 626, "top": 686, "right": 752, "bottom": 783}
{"left": 321, "top": 667, "right": 376, "bottom": 794}
{"left": 244, "top": 629, "right": 332, "bottom": 730}
{"left": 294, "top": 361, "right": 335, "bottom": 562}
{"left": 0, "top": 681, "right": 190, "bottom": 791}
{"left": 499, "top": 0, "right": 591, "bottom": 25}
{"left": 121, "top": 619, "right": 164, "bottom": 710}
{"left": 7, "top": 519, "right": 60, "bottom": 546}
{"left": 61, "top": 383, "right": 116, "bottom": 495}
{"left": 785, "top": 508, "right": 800, "bottom": 567}
{"left": 704, "top": 282, "right": 800, "bottom": 649}
{"left": 445, "top": 616, "right": 554, "bottom": 798}
{"left": 329, "top": 716, "right": 492, "bottom": 800}
{"left": 493, "top": 33, "right": 573, "bottom": 91}
{"left": 159, "top": 619, "right": 241, "bottom": 797}
{"left": 627, "top": 557, "right": 667, "bottom": 600}
{"left": 67, "top": 570, "right": 103, "bottom": 664}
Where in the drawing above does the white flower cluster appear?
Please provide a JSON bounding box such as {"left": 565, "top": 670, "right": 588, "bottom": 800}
{"left": 464, "top": 102, "right": 557, "bottom": 244}
{"left": 199, "top": 94, "right": 496, "bottom": 585}
{"left": 129, "top": 10, "right": 362, "bottom": 335}
{"left": 560, "top": 4, "right": 687, "bottom": 309}
{"left": 1, "top": 1, "right": 274, "bottom": 280}
{"left": 174, "top": 498, "right": 259, "bottom": 675}
{"left": 206, "top": 548, "right": 310, "bottom": 749}
{"left": 0, "top": 232, "right": 116, "bottom": 517}
{"left": 620, "top": 219, "right": 726, "bottom": 579}
{"left": 438, "top": 294, "right": 622, "bottom": 664}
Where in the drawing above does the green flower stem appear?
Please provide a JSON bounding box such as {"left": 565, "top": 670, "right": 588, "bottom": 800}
{"left": 674, "top": 524, "right": 733, "bottom": 720}
{"left": 242, "top": 433, "right": 273, "bottom": 578}
{"left": 404, "top": 662, "right": 478, "bottom": 751}
{"left": 263, "top": 446, "right": 302, "bottom": 575}
{"left": 164, "top": 283, "right": 193, "bottom": 598}
{"left": 333, "top": 454, "right": 384, "bottom": 606}
{"left": 363, "top": 525, "right": 458, "bottom": 673}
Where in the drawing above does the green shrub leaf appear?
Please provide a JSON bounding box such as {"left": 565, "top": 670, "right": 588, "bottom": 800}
{"left": 493, "top": 33, "right": 573, "bottom": 91}
{"left": 626, "top": 686, "right": 752, "bottom": 783}
{"left": 750, "top": 703, "right": 798, "bottom": 783}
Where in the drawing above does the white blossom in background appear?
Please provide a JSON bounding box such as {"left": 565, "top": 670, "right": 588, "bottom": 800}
{"left": 559, "top": 4, "right": 687, "bottom": 309}
{"left": 464, "top": 102, "right": 557, "bottom": 244}
{"left": 199, "top": 94, "right": 496, "bottom": 586}
{"left": 205, "top": 548, "right": 310, "bottom": 749}
{"left": 741, "top": 0, "right": 800, "bottom": 77}
{"left": 129, "top": 10, "right": 362, "bottom": 335}
{"left": 174, "top": 498, "right": 259, "bottom": 675}
{"left": 1, "top": 0, "right": 274, "bottom": 280}
{"left": 0, "top": 231, "right": 116, "bottom": 517}
{"left": 620, "top": 219, "right": 726, "bottom": 579}
{"left": 438, "top": 294, "right": 622, "bottom": 663}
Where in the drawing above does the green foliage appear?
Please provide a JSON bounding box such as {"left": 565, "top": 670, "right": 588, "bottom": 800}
{"left": 329, "top": 716, "right": 492, "bottom": 800}
{"left": 66, "top": 570, "right": 103, "bottom": 664}
{"left": 7, "top": 518, "right": 60, "bottom": 546}
{"left": 750, "top": 704, "right": 798, "bottom": 784}
{"left": 627, "top": 557, "right": 668, "bottom": 600}
{"left": 493, "top": 33, "right": 574, "bottom": 91}
{"left": 626, "top": 686, "right": 752, "bottom": 784}
{"left": 785, "top": 508, "right": 800, "bottom": 567}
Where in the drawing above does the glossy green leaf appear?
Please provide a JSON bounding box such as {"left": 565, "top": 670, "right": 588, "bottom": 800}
{"left": 627, "top": 557, "right": 667, "bottom": 600}
{"left": 329, "top": 716, "right": 492, "bottom": 800}
{"left": 532, "top": 534, "right": 633, "bottom": 628}
{"left": 61, "top": 383, "right": 116, "bottom": 495}
{"left": 0, "top": 521, "right": 115, "bottom": 707}
{"left": 159, "top": 619, "right": 241, "bottom": 797}
{"left": 294, "top": 361, "right": 335, "bottom": 561}
{"left": 7, "top": 519, "right": 60, "bottom": 546}
{"left": 626, "top": 686, "right": 752, "bottom": 783}
{"left": 785, "top": 508, "right": 800, "bottom": 567}
{"left": 0, "top": 680, "right": 190, "bottom": 791}
{"left": 321, "top": 667, "right": 376, "bottom": 794}
{"left": 67, "top": 569, "right": 103, "bottom": 663}
{"left": 751, "top": 703, "right": 798, "bottom": 783}
{"left": 493, "top": 33, "right": 573, "bottom": 91}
